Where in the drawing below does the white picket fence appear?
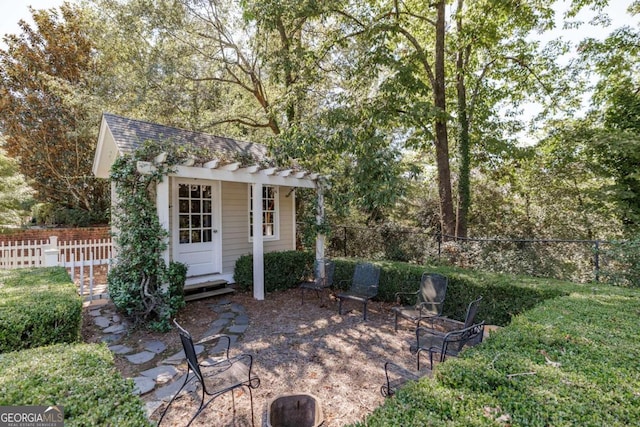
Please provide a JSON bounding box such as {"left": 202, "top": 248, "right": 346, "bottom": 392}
{"left": 0, "top": 235, "right": 112, "bottom": 301}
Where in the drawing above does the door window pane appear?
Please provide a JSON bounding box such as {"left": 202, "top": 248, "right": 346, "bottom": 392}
{"left": 178, "top": 184, "right": 214, "bottom": 244}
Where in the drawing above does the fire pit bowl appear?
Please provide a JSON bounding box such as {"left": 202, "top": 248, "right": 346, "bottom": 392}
{"left": 266, "top": 393, "right": 323, "bottom": 427}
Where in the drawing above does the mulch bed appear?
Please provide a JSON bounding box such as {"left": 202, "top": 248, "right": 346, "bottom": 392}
{"left": 84, "top": 288, "right": 431, "bottom": 426}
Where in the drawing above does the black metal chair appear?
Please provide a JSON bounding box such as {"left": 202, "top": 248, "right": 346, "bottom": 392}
{"left": 409, "top": 296, "right": 484, "bottom": 369}
{"left": 380, "top": 361, "right": 431, "bottom": 398}
{"left": 415, "top": 295, "right": 483, "bottom": 334}
{"left": 157, "top": 320, "right": 260, "bottom": 426}
{"left": 299, "top": 259, "right": 335, "bottom": 304}
{"left": 416, "top": 321, "right": 485, "bottom": 370}
{"left": 391, "top": 272, "right": 448, "bottom": 332}
{"left": 336, "top": 262, "right": 381, "bottom": 321}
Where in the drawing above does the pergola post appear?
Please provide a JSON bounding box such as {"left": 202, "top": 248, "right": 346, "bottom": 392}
{"left": 316, "top": 180, "right": 326, "bottom": 281}
{"left": 252, "top": 183, "right": 265, "bottom": 300}
{"left": 156, "top": 176, "right": 171, "bottom": 266}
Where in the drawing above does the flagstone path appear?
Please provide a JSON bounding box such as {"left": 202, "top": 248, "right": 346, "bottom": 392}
{"left": 86, "top": 298, "right": 249, "bottom": 418}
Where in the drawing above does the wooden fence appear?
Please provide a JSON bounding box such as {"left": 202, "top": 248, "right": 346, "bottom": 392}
{"left": 0, "top": 235, "right": 112, "bottom": 301}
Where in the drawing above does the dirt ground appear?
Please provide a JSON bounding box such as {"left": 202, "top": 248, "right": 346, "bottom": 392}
{"left": 83, "top": 289, "right": 429, "bottom": 427}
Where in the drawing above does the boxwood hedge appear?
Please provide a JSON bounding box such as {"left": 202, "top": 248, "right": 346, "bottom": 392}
{"left": 234, "top": 252, "right": 569, "bottom": 326}
{"left": 0, "top": 267, "right": 82, "bottom": 353}
{"left": 353, "top": 286, "right": 640, "bottom": 426}
{"left": 0, "top": 343, "right": 151, "bottom": 426}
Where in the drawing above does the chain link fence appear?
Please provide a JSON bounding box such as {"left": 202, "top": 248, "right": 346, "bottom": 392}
{"left": 297, "top": 224, "right": 614, "bottom": 284}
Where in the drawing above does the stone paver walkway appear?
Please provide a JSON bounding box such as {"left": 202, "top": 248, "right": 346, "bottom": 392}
{"left": 87, "top": 298, "right": 248, "bottom": 418}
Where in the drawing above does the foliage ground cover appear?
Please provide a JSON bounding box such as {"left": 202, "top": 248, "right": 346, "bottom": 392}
{"left": 353, "top": 285, "right": 640, "bottom": 426}
{"left": 0, "top": 343, "right": 151, "bottom": 426}
{"left": 0, "top": 267, "right": 82, "bottom": 353}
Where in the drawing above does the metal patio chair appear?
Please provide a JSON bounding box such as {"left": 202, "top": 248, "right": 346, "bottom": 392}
{"left": 336, "top": 262, "right": 381, "bottom": 321}
{"left": 157, "top": 320, "right": 260, "bottom": 426}
{"left": 391, "top": 272, "right": 448, "bottom": 332}
{"left": 420, "top": 295, "right": 483, "bottom": 331}
{"left": 410, "top": 296, "right": 484, "bottom": 370}
{"left": 299, "top": 259, "right": 335, "bottom": 304}
{"left": 415, "top": 321, "right": 485, "bottom": 370}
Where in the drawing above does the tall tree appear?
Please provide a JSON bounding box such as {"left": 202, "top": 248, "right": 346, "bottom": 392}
{"left": 0, "top": 142, "right": 34, "bottom": 226}
{"left": 330, "top": 1, "right": 566, "bottom": 237}
{"left": 93, "top": 0, "right": 337, "bottom": 138}
{"left": 0, "top": 2, "right": 108, "bottom": 221}
{"left": 579, "top": 19, "right": 640, "bottom": 233}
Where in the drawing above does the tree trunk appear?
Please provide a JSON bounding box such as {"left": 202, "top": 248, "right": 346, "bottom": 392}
{"left": 455, "top": 0, "right": 470, "bottom": 238}
{"left": 434, "top": 0, "right": 456, "bottom": 239}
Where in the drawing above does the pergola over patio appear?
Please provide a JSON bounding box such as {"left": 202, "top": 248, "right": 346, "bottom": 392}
{"left": 93, "top": 113, "right": 328, "bottom": 301}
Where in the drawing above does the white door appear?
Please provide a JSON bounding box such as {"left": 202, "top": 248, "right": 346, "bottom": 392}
{"left": 173, "top": 180, "right": 221, "bottom": 276}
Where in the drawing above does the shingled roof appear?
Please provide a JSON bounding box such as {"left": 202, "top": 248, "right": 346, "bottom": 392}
{"left": 102, "top": 113, "right": 268, "bottom": 160}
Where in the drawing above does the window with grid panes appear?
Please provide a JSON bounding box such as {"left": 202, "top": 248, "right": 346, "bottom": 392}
{"left": 178, "top": 184, "right": 213, "bottom": 244}
{"left": 249, "top": 185, "right": 278, "bottom": 239}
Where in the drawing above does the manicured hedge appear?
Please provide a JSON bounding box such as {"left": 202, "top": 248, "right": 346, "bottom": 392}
{"left": 353, "top": 286, "right": 640, "bottom": 426}
{"left": 234, "top": 252, "right": 569, "bottom": 326}
{"left": 234, "top": 250, "right": 315, "bottom": 292}
{"left": 0, "top": 268, "right": 82, "bottom": 353}
{"left": 0, "top": 343, "right": 152, "bottom": 426}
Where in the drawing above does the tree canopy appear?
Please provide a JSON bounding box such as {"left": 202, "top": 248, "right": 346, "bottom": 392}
{"left": 0, "top": 2, "right": 108, "bottom": 223}
{"left": 0, "top": 0, "right": 637, "bottom": 241}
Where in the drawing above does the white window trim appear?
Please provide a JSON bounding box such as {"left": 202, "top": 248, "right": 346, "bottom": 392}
{"left": 248, "top": 184, "right": 280, "bottom": 242}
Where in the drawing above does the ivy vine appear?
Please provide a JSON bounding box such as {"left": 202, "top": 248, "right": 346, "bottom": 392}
{"left": 107, "top": 140, "right": 194, "bottom": 331}
{"left": 107, "top": 138, "right": 287, "bottom": 330}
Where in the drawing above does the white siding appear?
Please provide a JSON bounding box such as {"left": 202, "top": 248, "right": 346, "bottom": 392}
{"left": 220, "top": 182, "right": 296, "bottom": 275}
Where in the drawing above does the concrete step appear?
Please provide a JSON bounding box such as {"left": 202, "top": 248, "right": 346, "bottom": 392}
{"left": 184, "top": 287, "right": 235, "bottom": 302}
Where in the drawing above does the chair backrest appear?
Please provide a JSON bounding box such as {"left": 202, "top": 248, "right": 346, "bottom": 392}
{"left": 351, "top": 262, "right": 380, "bottom": 297}
{"left": 417, "top": 272, "right": 448, "bottom": 315}
{"left": 314, "top": 259, "right": 335, "bottom": 288}
{"left": 463, "top": 296, "right": 483, "bottom": 328}
{"left": 441, "top": 321, "right": 485, "bottom": 357}
{"left": 174, "top": 319, "right": 204, "bottom": 385}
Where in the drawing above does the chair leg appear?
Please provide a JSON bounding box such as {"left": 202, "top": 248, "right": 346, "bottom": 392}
{"left": 248, "top": 385, "right": 255, "bottom": 427}
{"left": 157, "top": 372, "right": 192, "bottom": 426}
{"left": 338, "top": 298, "right": 343, "bottom": 315}
{"left": 363, "top": 301, "right": 368, "bottom": 321}
{"left": 394, "top": 312, "right": 399, "bottom": 332}
{"left": 186, "top": 385, "right": 208, "bottom": 427}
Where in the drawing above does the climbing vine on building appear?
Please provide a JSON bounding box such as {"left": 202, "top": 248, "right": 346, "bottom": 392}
{"left": 107, "top": 140, "right": 190, "bottom": 331}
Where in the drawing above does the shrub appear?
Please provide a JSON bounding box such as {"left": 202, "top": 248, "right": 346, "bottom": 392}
{"left": 30, "top": 203, "right": 107, "bottom": 227}
{"left": 234, "top": 251, "right": 315, "bottom": 292}
{"left": 354, "top": 287, "right": 640, "bottom": 426}
{"left": 600, "top": 237, "right": 640, "bottom": 286}
{"left": 234, "top": 252, "right": 568, "bottom": 326}
{"left": 0, "top": 343, "right": 151, "bottom": 426}
{"left": 0, "top": 268, "right": 81, "bottom": 353}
